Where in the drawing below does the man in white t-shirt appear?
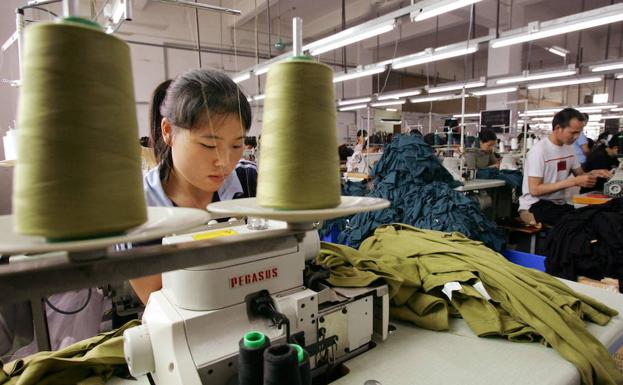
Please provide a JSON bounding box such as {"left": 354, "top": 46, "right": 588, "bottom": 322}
{"left": 519, "top": 108, "right": 611, "bottom": 226}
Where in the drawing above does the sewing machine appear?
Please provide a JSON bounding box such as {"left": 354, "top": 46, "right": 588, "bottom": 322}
{"left": 604, "top": 169, "right": 623, "bottom": 198}
{"left": 123, "top": 219, "right": 389, "bottom": 385}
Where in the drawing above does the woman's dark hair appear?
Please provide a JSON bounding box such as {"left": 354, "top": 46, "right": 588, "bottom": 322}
{"left": 139, "top": 136, "right": 151, "bottom": 147}
{"left": 153, "top": 69, "right": 252, "bottom": 180}
{"left": 149, "top": 79, "right": 172, "bottom": 165}
{"left": 244, "top": 136, "right": 257, "bottom": 148}
{"left": 594, "top": 132, "right": 619, "bottom": 153}
{"left": 478, "top": 129, "right": 497, "bottom": 143}
{"left": 356, "top": 129, "right": 368, "bottom": 138}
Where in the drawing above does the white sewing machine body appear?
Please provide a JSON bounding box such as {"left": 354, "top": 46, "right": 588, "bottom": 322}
{"left": 124, "top": 220, "right": 389, "bottom": 385}
{"left": 604, "top": 168, "right": 623, "bottom": 198}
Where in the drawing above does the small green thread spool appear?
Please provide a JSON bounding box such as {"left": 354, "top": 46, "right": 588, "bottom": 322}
{"left": 257, "top": 58, "right": 341, "bottom": 209}
{"left": 14, "top": 20, "right": 147, "bottom": 240}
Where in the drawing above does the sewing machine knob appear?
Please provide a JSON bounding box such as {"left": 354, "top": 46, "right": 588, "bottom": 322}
{"left": 124, "top": 325, "right": 155, "bottom": 377}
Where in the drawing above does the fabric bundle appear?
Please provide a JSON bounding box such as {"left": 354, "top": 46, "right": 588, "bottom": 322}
{"left": 476, "top": 168, "right": 523, "bottom": 194}
{"left": 316, "top": 224, "right": 622, "bottom": 385}
{"left": 320, "top": 133, "right": 505, "bottom": 251}
{"left": 545, "top": 198, "right": 623, "bottom": 287}
{"left": 0, "top": 321, "right": 139, "bottom": 385}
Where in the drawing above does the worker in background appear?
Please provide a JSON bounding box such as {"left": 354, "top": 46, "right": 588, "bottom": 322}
{"left": 243, "top": 136, "right": 257, "bottom": 162}
{"left": 518, "top": 108, "right": 611, "bottom": 226}
{"left": 354, "top": 129, "right": 368, "bottom": 152}
{"left": 573, "top": 112, "right": 591, "bottom": 165}
{"left": 464, "top": 129, "right": 500, "bottom": 170}
{"left": 131, "top": 69, "right": 257, "bottom": 304}
{"left": 581, "top": 133, "right": 620, "bottom": 193}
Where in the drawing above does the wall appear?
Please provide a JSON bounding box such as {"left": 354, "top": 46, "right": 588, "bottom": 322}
{"left": 0, "top": 0, "right": 22, "bottom": 214}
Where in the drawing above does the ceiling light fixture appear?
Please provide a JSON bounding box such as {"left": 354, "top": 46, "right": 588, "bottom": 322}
{"left": 309, "top": 19, "right": 396, "bottom": 56}
{"left": 377, "top": 88, "right": 422, "bottom": 100}
{"left": 471, "top": 86, "right": 518, "bottom": 96}
{"left": 370, "top": 100, "right": 407, "bottom": 107}
{"left": 333, "top": 65, "right": 386, "bottom": 83}
{"left": 495, "top": 67, "right": 577, "bottom": 85}
{"left": 339, "top": 104, "right": 369, "bottom": 111}
{"left": 590, "top": 61, "right": 623, "bottom": 72}
{"left": 547, "top": 46, "right": 569, "bottom": 58}
{"left": 427, "top": 78, "right": 486, "bottom": 93}
{"left": 411, "top": 0, "right": 482, "bottom": 22}
{"left": 490, "top": 3, "right": 623, "bottom": 48}
{"left": 391, "top": 41, "right": 479, "bottom": 70}
{"left": 526, "top": 76, "right": 602, "bottom": 90}
{"left": 338, "top": 97, "right": 372, "bottom": 106}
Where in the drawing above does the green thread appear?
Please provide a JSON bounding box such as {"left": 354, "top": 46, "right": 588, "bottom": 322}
{"left": 14, "top": 22, "right": 146, "bottom": 239}
{"left": 257, "top": 60, "right": 341, "bottom": 209}
{"left": 290, "top": 344, "right": 305, "bottom": 363}
{"left": 243, "top": 331, "right": 267, "bottom": 349}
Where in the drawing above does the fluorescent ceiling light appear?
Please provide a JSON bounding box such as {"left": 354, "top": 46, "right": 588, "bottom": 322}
{"left": 578, "top": 104, "right": 617, "bottom": 111}
{"left": 377, "top": 88, "right": 422, "bottom": 100}
{"left": 253, "top": 94, "right": 265, "bottom": 101}
{"left": 601, "top": 115, "right": 623, "bottom": 119}
{"left": 496, "top": 68, "right": 577, "bottom": 85}
{"left": 452, "top": 113, "right": 480, "bottom": 118}
{"left": 377, "top": 58, "right": 395, "bottom": 66}
{"left": 519, "top": 104, "right": 617, "bottom": 116}
{"left": 232, "top": 72, "right": 250, "bottom": 83}
{"left": 519, "top": 109, "right": 560, "bottom": 117}
{"left": 339, "top": 104, "right": 368, "bottom": 111}
{"left": 333, "top": 65, "right": 386, "bottom": 83}
{"left": 590, "top": 61, "right": 623, "bottom": 72}
{"left": 490, "top": 3, "right": 623, "bottom": 48}
{"left": 386, "top": 108, "right": 398, "bottom": 112}
{"left": 409, "top": 94, "right": 461, "bottom": 103}
{"left": 391, "top": 43, "right": 478, "bottom": 70}
{"left": 370, "top": 100, "right": 406, "bottom": 107}
{"left": 616, "top": 73, "right": 623, "bottom": 79}
{"left": 471, "top": 86, "right": 517, "bottom": 96}
{"left": 338, "top": 97, "right": 372, "bottom": 106}
{"left": 610, "top": 107, "right": 623, "bottom": 111}
{"left": 309, "top": 20, "right": 396, "bottom": 56}
{"left": 547, "top": 46, "right": 569, "bottom": 58}
{"left": 527, "top": 76, "right": 602, "bottom": 90}
{"left": 532, "top": 116, "right": 554, "bottom": 121}
{"left": 154, "top": 0, "right": 241, "bottom": 15}
{"left": 411, "top": 0, "right": 482, "bottom": 22}
{"left": 427, "top": 79, "right": 486, "bottom": 93}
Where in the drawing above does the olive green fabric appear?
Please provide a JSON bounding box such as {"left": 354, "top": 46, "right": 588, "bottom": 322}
{"left": 0, "top": 320, "right": 139, "bottom": 385}
{"left": 316, "top": 224, "right": 623, "bottom": 385}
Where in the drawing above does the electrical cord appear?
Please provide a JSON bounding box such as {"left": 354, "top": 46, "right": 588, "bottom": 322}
{"left": 45, "top": 288, "right": 91, "bottom": 315}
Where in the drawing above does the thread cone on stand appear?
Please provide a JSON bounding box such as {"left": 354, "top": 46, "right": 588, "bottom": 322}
{"left": 263, "top": 344, "right": 301, "bottom": 385}
{"left": 14, "top": 20, "right": 147, "bottom": 240}
{"left": 239, "top": 331, "right": 270, "bottom": 385}
{"left": 257, "top": 59, "right": 341, "bottom": 210}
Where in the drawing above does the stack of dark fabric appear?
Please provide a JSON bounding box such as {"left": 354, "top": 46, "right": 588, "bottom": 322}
{"left": 476, "top": 168, "right": 523, "bottom": 194}
{"left": 545, "top": 198, "right": 623, "bottom": 290}
{"left": 320, "top": 133, "right": 505, "bottom": 251}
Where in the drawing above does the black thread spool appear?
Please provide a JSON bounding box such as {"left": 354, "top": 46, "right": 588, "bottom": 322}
{"left": 239, "top": 331, "right": 271, "bottom": 385}
{"left": 292, "top": 344, "right": 311, "bottom": 385}
{"left": 263, "top": 344, "right": 302, "bottom": 385}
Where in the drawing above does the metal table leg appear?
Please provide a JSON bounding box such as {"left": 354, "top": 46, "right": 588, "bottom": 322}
{"left": 30, "top": 298, "right": 51, "bottom": 352}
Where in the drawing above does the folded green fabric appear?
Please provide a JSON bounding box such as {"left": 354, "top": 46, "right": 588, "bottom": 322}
{"left": 0, "top": 320, "right": 139, "bottom": 385}
{"left": 316, "top": 224, "right": 623, "bottom": 385}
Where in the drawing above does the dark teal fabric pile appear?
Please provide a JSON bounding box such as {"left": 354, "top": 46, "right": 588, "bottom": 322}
{"left": 320, "top": 133, "right": 505, "bottom": 251}
{"left": 476, "top": 168, "right": 523, "bottom": 194}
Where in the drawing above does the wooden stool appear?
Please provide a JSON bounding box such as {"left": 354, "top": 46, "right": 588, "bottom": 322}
{"left": 498, "top": 223, "right": 543, "bottom": 254}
